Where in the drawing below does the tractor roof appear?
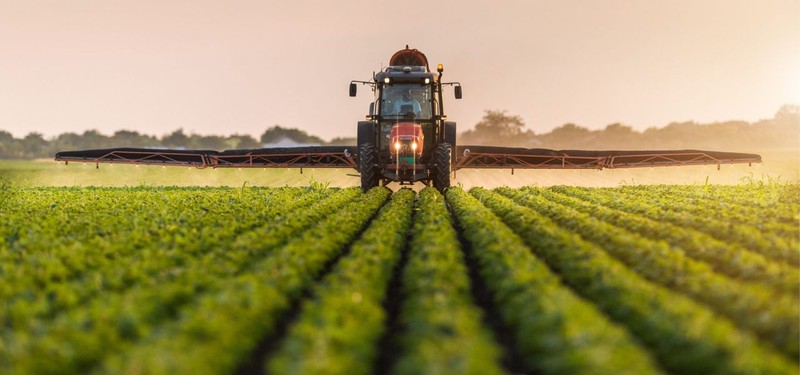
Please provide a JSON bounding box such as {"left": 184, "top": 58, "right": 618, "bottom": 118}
{"left": 375, "top": 66, "right": 435, "bottom": 84}
{"left": 377, "top": 46, "right": 436, "bottom": 83}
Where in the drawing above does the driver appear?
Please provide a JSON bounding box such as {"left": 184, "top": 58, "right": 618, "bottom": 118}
{"left": 393, "top": 89, "right": 421, "bottom": 115}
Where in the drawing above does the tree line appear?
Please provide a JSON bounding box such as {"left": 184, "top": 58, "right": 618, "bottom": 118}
{"left": 0, "top": 126, "right": 356, "bottom": 159}
{"left": 461, "top": 105, "right": 799, "bottom": 151}
{"left": 1, "top": 105, "right": 796, "bottom": 159}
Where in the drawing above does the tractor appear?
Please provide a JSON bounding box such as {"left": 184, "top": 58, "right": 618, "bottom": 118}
{"left": 349, "top": 46, "right": 462, "bottom": 191}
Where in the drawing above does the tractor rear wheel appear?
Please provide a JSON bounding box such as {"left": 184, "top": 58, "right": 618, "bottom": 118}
{"left": 432, "top": 143, "right": 451, "bottom": 192}
{"left": 359, "top": 143, "right": 379, "bottom": 192}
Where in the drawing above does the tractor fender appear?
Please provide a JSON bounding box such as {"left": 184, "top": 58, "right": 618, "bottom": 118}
{"left": 357, "top": 121, "right": 376, "bottom": 149}
{"left": 444, "top": 121, "right": 457, "bottom": 164}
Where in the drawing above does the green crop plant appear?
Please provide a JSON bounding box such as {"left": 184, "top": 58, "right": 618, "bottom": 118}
{"left": 498, "top": 187, "right": 799, "bottom": 357}
{"left": 471, "top": 187, "right": 797, "bottom": 375}
{"left": 0, "top": 184, "right": 796, "bottom": 374}
{"left": 560, "top": 185, "right": 799, "bottom": 266}
{"left": 447, "top": 187, "right": 662, "bottom": 375}
{"left": 390, "top": 187, "right": 505, "bottom": 375}
{"left": 99, "top": 187, "right": 391, "bottom": 375}
{"left": 538, "top": 186, "right": 799, "bottom": 295}
{"left": 267, "top": 188, "right": 415, "bottom": 375}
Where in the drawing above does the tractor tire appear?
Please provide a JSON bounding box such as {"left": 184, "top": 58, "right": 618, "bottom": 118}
{"left": 359, "top": 143, "right": 380, "bottom": 192}
{"left": 432, "top": 143, "right": 452, "bottom": 192}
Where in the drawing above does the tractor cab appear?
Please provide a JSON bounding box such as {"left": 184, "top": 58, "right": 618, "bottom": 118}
{"left": 376, "top": 81, "right": 436, "bottom": 162}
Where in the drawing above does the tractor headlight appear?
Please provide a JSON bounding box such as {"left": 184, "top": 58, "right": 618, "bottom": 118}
{"left": 411, "top": 142, "right": 418, "bottom": 150}
{"left": 394, "top": 142, "right": 401, "bottom": 150}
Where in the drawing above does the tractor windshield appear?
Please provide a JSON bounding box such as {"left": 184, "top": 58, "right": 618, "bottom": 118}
{"left": 380, "top": 84, "right": 433, "bottom": 120}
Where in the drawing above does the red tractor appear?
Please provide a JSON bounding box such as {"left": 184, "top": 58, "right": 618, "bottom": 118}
{"left": 349, "top": 46, "right": 461, "bottom": 191}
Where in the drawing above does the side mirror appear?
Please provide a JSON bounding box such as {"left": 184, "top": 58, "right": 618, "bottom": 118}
{"left": 454, "top": 86, "right": 463, "bottom": 99}
{"left": 368, "top": 102, "right": 375, "bottom": 116}
{"left": 349, "top": 83, "right": 357, "bottom": 97}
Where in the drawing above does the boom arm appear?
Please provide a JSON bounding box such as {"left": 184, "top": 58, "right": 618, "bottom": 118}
{"left": 55, "top": 147, "right": 357, "bottom": 169}
{"left": 453, "top": 146, "right": 761, "bottom": 170}
{"left": 55, "top": 145, "right": 759, "bottom": 172}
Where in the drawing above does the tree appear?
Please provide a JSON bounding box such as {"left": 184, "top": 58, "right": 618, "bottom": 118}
{"left": 541, "top": 123, "right": 592, "bottom": 148}
{"left": 474, "top": 110, "right": 526, "bottom": 138}
{"left": 260, "top": 125, "right": 324, "bottom": 145}
{"left": 774, "top": 104, "right": 799, "bottom": 123}
{"left": 111, "top": 130, "right": 157, "bottom": 148}
{"left": 0, "top": 130, "right": 21, "bottom": 158}
{"left": 22, "top": 132, "right": 49, "bottom": 158}
{"left": 227, "top": 134, "right": 260, "bottom": 149}
{"left": 81, "top": 130, "right": 110, "bottom": 149}
{"left": 189, "top": 134, "right": 227, "bottom": 150}
{"left": 162, "top": 129, "right": 189, "bottom": 149}
{"left": 462, "top": 110, "right": 532, "bottom": 146}
{"left": 54, "top": 132, "right": 83, "bottom": 151}
{"left": 646, "top": 122, "right": 701, "bottom": 148}
{"left": 764, "top": 104, "right": 800, "bottom": 149}
{"left": 594, "top": 123, "right": 641, "bottom": 149}
{"left": 327, "top": 137, "right": 357, "bottom": 146}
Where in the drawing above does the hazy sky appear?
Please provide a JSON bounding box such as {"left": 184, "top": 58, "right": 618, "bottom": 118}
{"left": 1, "top": 0, "right": 798, "bottom": 141}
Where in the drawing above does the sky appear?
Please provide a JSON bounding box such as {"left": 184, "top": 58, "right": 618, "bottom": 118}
{"left": 1, "top": 0, "right": 798, "bottom": 142}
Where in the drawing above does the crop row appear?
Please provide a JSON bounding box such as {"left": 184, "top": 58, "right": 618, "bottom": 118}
{"left": 634, "top": 183, "right": 800, "bottom": 214}
{"left": 0, "top": 186, "right": 370, "bottom": 374}
{"left": 96, "top": 186, "right": 391, "bottom": 375}
{"left": 536, "top": 186, "right": 798, "bottom": 294}
{"left": 447, "top": 188, "right": 661, "bottom": 374}
{"left": 266, "top": 188, "right": 415, "bottom": 375}
{"left": 610, "top": 185, "right": 799, "bottom": 244}
{"left": 388, "top": 188, "right": 504, "bottom": 374}
{"left": 498, "top": 186, "right": 799, "bottom": 357}
{"left": 470, "top": 187, "right": 796, "bottom": 374}
{"left": 558, "top": 186, "right": 799, "bottom": 266}
{"left": 2, "top": 186, "right": 344, "bottom": 309}
{"left": 0, "top": 187, "right": 329, "bottom": 324}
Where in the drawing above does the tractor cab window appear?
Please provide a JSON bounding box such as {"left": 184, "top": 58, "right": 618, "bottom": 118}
{"left": 380, "top": 84, "right": 433, "bottom": 120}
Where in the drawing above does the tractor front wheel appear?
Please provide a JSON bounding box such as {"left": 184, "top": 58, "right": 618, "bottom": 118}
{"left": 432, "top": 143, "right": 452, "bottom": 192}
{"left": 359, "top": 143, "right": 380, "bottom": 192}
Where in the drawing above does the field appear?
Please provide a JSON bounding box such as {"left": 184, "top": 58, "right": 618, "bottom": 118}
{"left": 1, "top": 182, "right": 798, "bottom": 374}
